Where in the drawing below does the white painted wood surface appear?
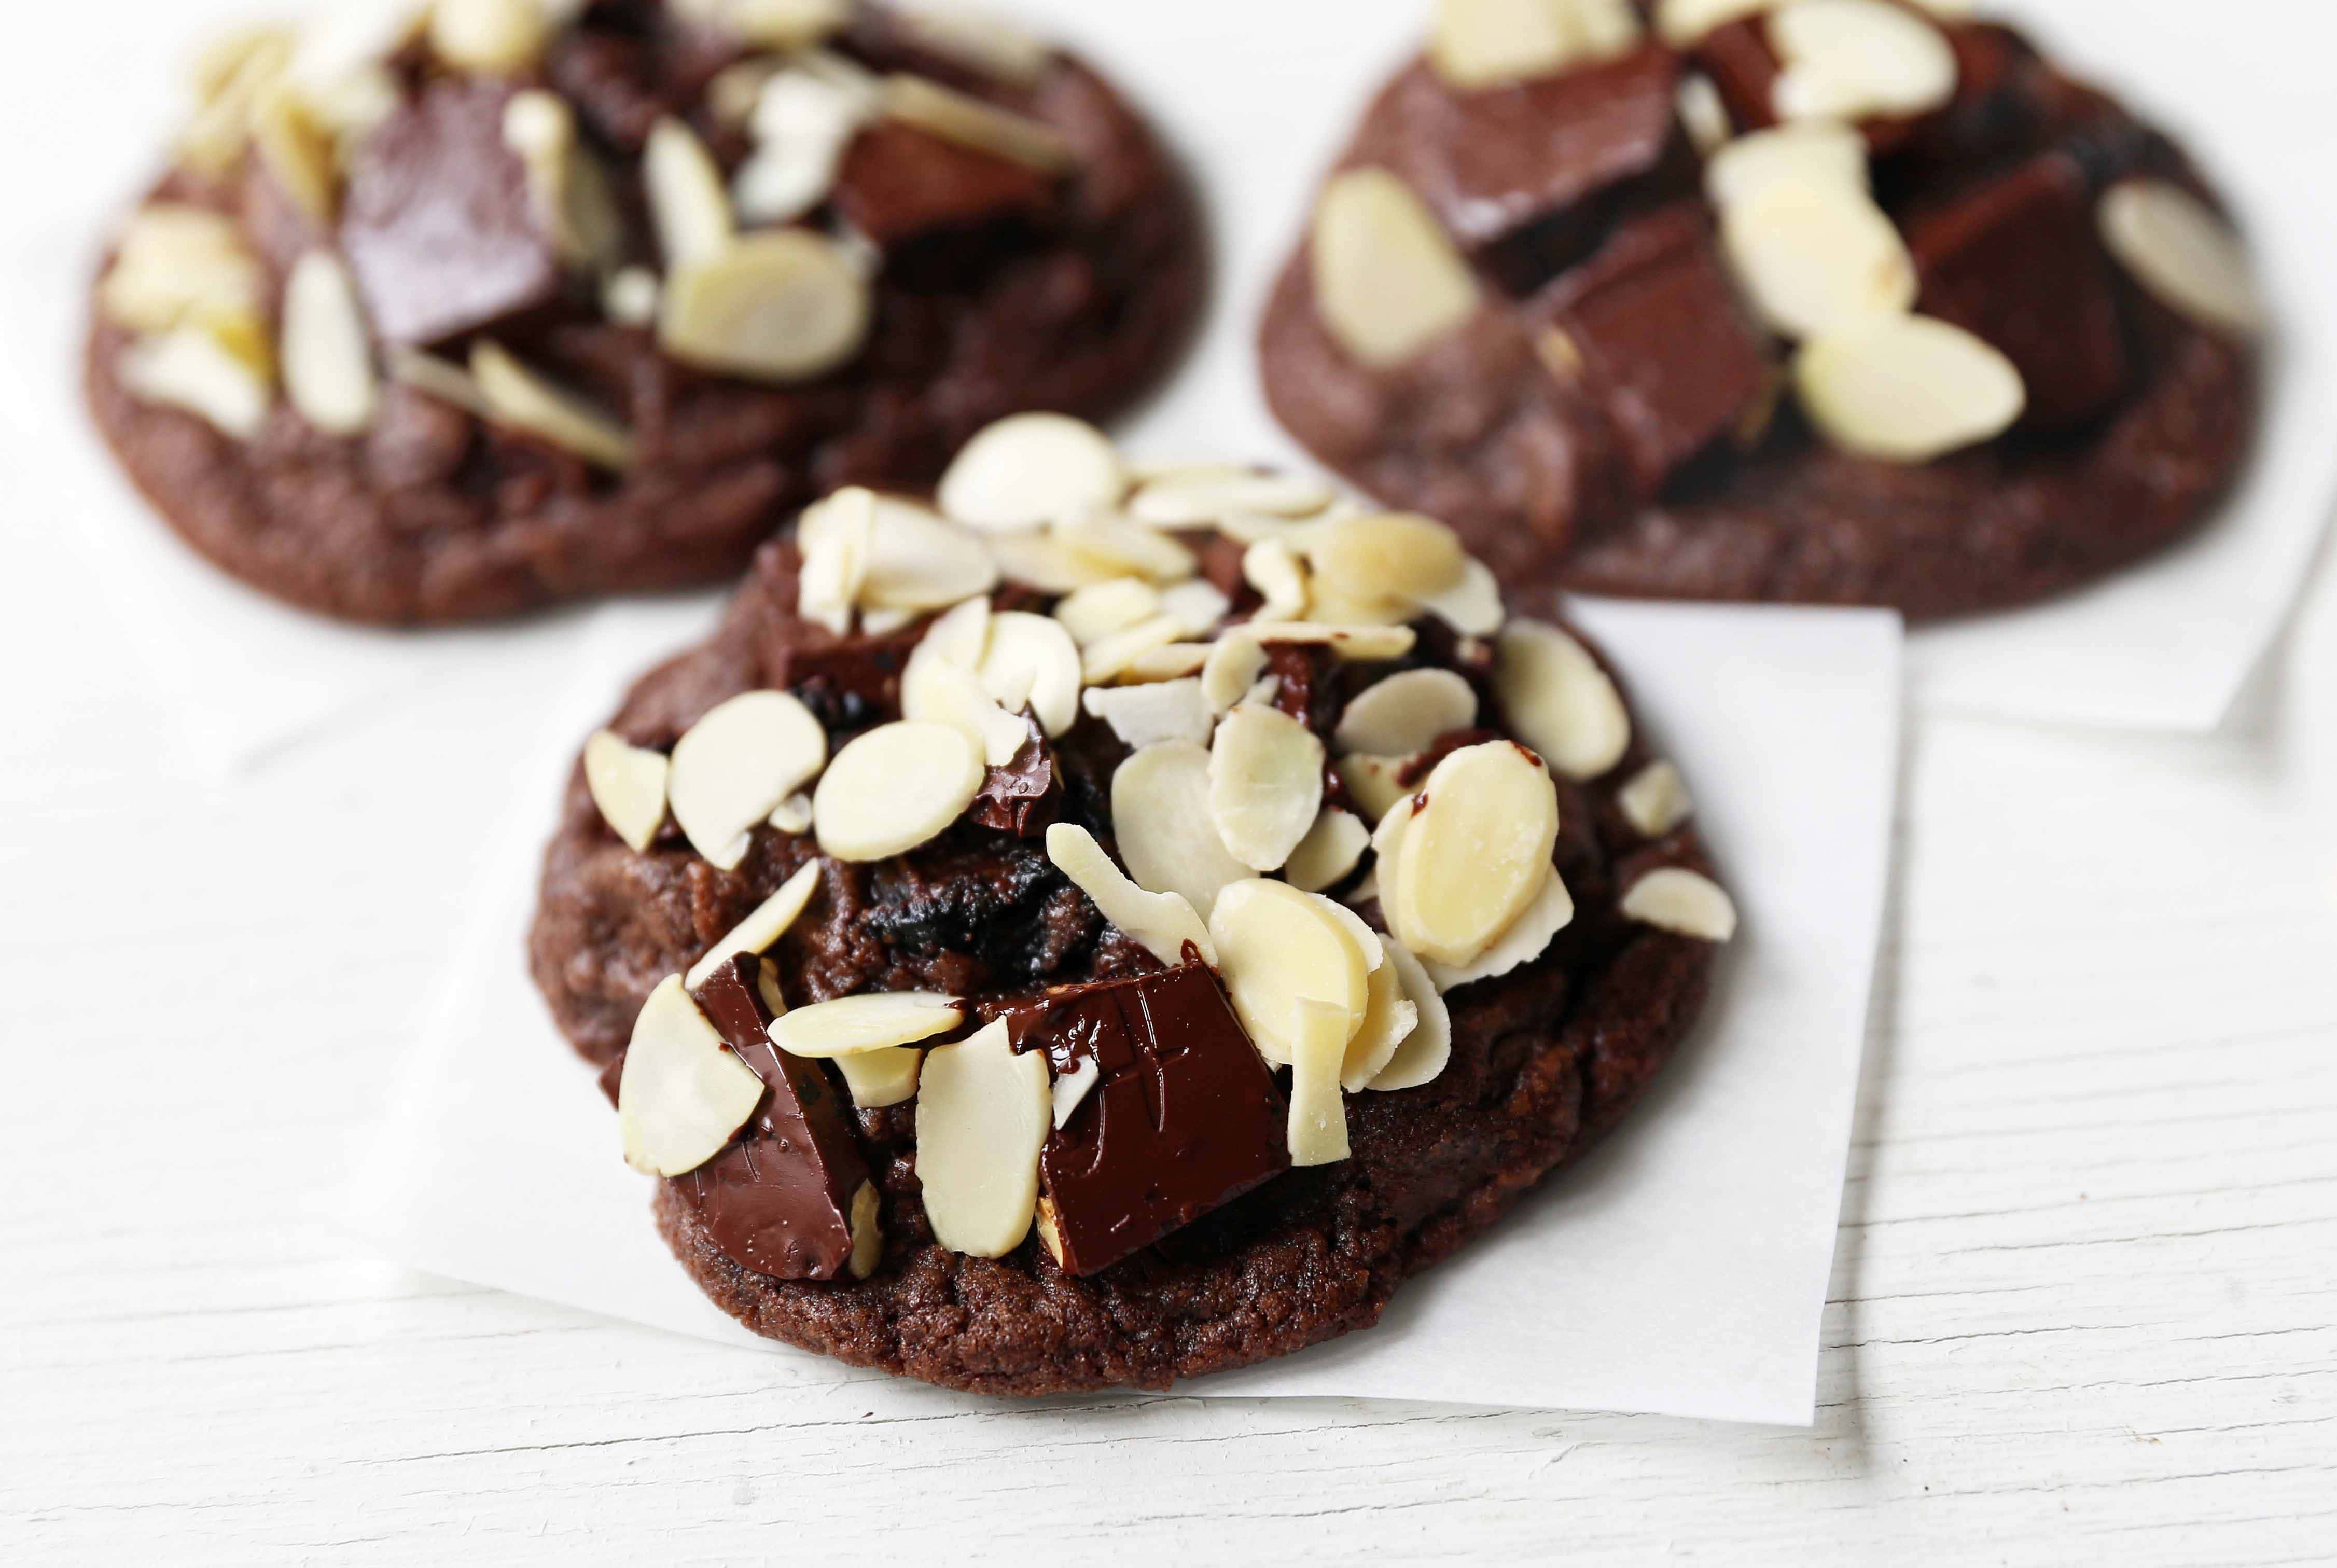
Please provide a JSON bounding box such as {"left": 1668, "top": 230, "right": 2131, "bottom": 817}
{"left": 6, "top": 3, "right": 2334, "bottom": 1561}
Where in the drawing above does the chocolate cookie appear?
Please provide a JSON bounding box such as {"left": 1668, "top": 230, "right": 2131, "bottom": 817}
{"left": 528, "top": 412, "right": 1737, "bottom": 1395}
{"left": 1260, "top": 0, "right": 2264, "bottom": 620}
{"left": 87, "top": 1, "right": 1202, "bottom": 625}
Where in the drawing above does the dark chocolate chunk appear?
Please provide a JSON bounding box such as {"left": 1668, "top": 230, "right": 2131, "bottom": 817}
{"left": 1909, "top": 151, "right": 2130, "bottom": 429}
{"left": 1533, "top": 203, "right": 1773, "bottom": 494}
{"left": 680, "top": 954, "right": 873, "bottom": 1282}
{"left": 339, "top": 78, "right": 569, "bottom": 345}
{"left": 1011, "top": 964, "right": 1291, "bottom": 1276}
{"left": 969, "top": 715, "right": 1062, "bottom": 836}
{"left": 833, "top": 121, "right": 1058, "bottom": 249}
{"left": 760, "top": 616, "right": 928, "bottom": 732}
{"left": 1261, "top": 642, "right": 1334, "bottom": 732}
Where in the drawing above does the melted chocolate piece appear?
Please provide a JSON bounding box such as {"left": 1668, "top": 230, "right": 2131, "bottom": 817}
{"left": 1534, "top": 203, "right": 1772, "bottom": 494}
{"left": 834, "top": 121, "right": 1059, "bottom": 248}
{"left": 1012, "top": 964, "right": 1290, "bottom": 1276}
{"left": 681, "top": 955, "right": 872, "bottom": 1281}
{"left": 1261, "top": 643, "right": 1334, "bottom": 731}
{"left": 760, "top": 616, "right": 927, "bottom": 732}
{"left": 969, "top": 716, "right": 1062, "bottom": 836}
{"left": 1909, "top": 151, "right": 2130, "bottom": 429}
{"left": 339, "top": 78, "right": 569, "bottom": 346}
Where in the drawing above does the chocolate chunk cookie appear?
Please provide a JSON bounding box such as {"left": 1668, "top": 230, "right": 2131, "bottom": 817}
{"left": 528, "top": 412, "right": 1736, "bottom": 1395}
{"left": 87, "top": 1, "right": 1202, "bottom": 625}
{"left": 1260, "top": 0, "right": 2263, "bottom": 620}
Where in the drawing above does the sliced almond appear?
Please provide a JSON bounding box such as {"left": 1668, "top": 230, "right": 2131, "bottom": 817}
{"left": 1420, "top": 558, "right": 1505, "bottom": 638}
{"left": 1704, "top": 122, "right": 1869, "bottom": 211}
{"left": 1387, "top": 742, "right": 1560, "bottom": 966}
{"left": 1430, "top": 0, "right": 1580, "bottom": 90}
{"left": 469, "top": 341, "right": 636, "bottom": 469}
{"left": 1618, "top": 760, "right": 1694, "bottom": 838}
{"left": 984, "top": 531, "right": 1125, "bottom": 594}
{"left": 1336, "top": 752, "right": 1415, "bottom": 825}
{"left": 1120, "top": 643, "right": 1214, "bottom": 684}
{"left": 602, "top": 266, "right": 662, "bottom": 328}
{"left": 100, "top": 206, "right": 265, "bottom": 336}
{"left": 1342, "top": 934, "right": 1419, "bottom": 1092}
{"left": 387, "top": 346, "right": 492, "bottom": 418}
{"left": 2098, "top": 179, "right": 2264, "bottom": 338}
{"left": 428, "top": 0, "right": 549, "bottom": 75}
{"left": 1769, "top": 0, "right": 1957, "bottom": 124}
{"left": 251, "top": 81, "right": 339, "bottom": 223}
{"left": 1202, "top": 634, "right": 1274, "bottom": 714}
{"left": 1495, "top": 620, "right": 1632, "bottom": 781}
{"left": 1621, "top": 867, "right": 1740, "bottom": 942}
{"left": 1209, "top": 704, "right": 1327, "bottom": 873}
{"left": 685, "top": 859, "right": 824, "bottom": 989}
{"left": 1795, "top": 313, "right": 2025, "bottom": 462}
{"left": 1054, "top": 579, "right": 1160, "bottom": 646}
{"left": 892, "top": 2, "right": 1054, "bottom": 85}
{"left": 672, "top": 0, "right": 851, "bottom": 49}
{"left": 1129, "top": 471, "right": 1337, "bottom": 526}
{"left": 978, "top": 612, "right": 1083, "bottom": 737}
{"left": 769, "top": 991, "right": 965, "bottom": 1057}
{"left": 645, "top": 117, "right": 736, "bottom": 271}
{"left": 1720, "top": 180, "right": 1915, "bottom": 339}
{"left": 734, "top": 65, "right": 874, "bottom": 226}
{"left": 1367, "top": 942, "right": 1454, "bottom": 1091}
{"left": 179, "top": 32, "right": 293, "bottom": 178}
{"left": 667, "top": 690, "right": 828, "bottom": 870}
{"left": 1081, "top": 615, "right": 1188, "bottom": 685}
{"left": 902, "top": 657, "right": 1031, "bottom": 767}
{"left": 661, "top": 230, "right": 871, "bottom": 384}
{"left": 1285, "top": 808, "right": 1371, "bottom": 894}
{"left": 280, "top": 252, "right": 377, "bottom": 436}
{"left": 1677, "top": 73, "right": 1733, "bottom": 158}
{"left": 1420, "top": 862, "right": 1575, "bottom": 991}
{"left": 813, "top": 721, "right": 985, "bottom": 862}
{"left": 769, "top": 793, "right": 815, "bottom": 834}
{"left": 1286, "top": 998, "right": 1353, "bottom": 1168}
{"left": 938, "top": 413, "right": 1125, "bottom": 533}
{"left": 915, "top": 1019, "right": 1051, "bottom": 1257}
{"left": 881, "top": 73, "right": 1075, "bottom": 173}
{"left": 835, "top": 1047, "right": 924, "bottom": 1110}
{"left": 1050, "top": 1054, "right": 1100, "bottom": 1129}
{"left": 1158, "top": 580, "right": 1231, "bottom": 638}
{"left": 1657, "top": 0, "right": 1778, "bottom": 40}
{"left": 1243, "top": 539, "right": 1311, "bottom": 623}
{"left": 1082, "top": 678, "right": 1213, "bottom": 750}
{"left": 797, "top": 485, "right": 876, "bottom": 635}
{"left": 583, "top": 730, "right": 671, "bottom": 853}
{"left": 119, "top": 326, "right": 272, "bottom": 440}
{"left": 923, "top": 595, "right": 994, "bottom": 667}
{"left": 1045, "top": 823, "right": 1215, "bottom": 968}
{"left": 1248, "top": 622, "right": 1419, "bottom": 663}
{"left": 1054, "top": 510, "right": 1198, "bottom": 584}
{"left": 1311, "top": 168, "right": 1482, "bottom": 369}
{"left": 503, "top": 89, "right": 578, "bottom": 245}
{"left": 193, "top": 24, "right": 297, "bottom": 104}
{"left": 1208, "top": 879, "right": 1371, "bottom": 1066}
{"left": 618, "top": 976, "right": 767, "bottom": 1177}
{"left": 858, "top": 495, "right": 1000, "bottom": 611}
{"left": 1334, "top": 669, "right": 1478, "bottom": 757}
{"left": 1114, "top": 741, "right": 1254, "bottom": 917}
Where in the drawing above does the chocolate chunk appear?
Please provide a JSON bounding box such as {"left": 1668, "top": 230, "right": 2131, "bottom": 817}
{"left": 339, "top": 78, "right": 569, "bottom": 345}
{"left": 760, "top": 616, "right": 928, "bottom": 732}
{"left": 1012, "top": 964, "right": 1290, "bottom": 1276}
{"left": 969, "top": 715, "right": 1062, "bottom": 836}
{"left": 1372, "top": 48, "right": 1686, "bottom": 292}
{"left": 833, "top": 121, "right": 1058, "bottom": 249}
{"left": 1262, "top": 642, "right": 1334, "bottom": 731}
{"left": 1909, "top": 152, "right": 2130, "bottom": 429}
{"left": 1533, "top": 203, "right": 1773, "bottom": 494}
{"left": 679, "top": 954, "right": 873, "bottom": 1281}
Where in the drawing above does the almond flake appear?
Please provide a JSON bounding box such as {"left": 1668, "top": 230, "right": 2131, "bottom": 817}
{"left": 469, "top": 341, "right": 636, "bottom": 469}
{"left": 645, "top": 117, "right": 737, "bottom": 271}
{"left": 660, "top": 229, "right": 871, "bottom": 384}
{"left": 978, "top": 612, "right": 1083, "bottom": 737}
{"left": 119, "top": 327, "right": 272, "bottom": 440}
{"left": 1618, "top": 760, "right": 1695, "bottom": 837}
{"left": 1202, "top": 634, "right": 1274, "bottom": 713}
{"left": 428, "top": 0, "right": 549, "bottom": 76}
{"left": 1243, "top": 539, "right": 1311, "bottom": 623}
{"left": 1209, "top": 704, "right": 1328, "bottom": 872}
{"left": 1420, "top": 862, "right": 1575, "bottom": 991}
{"left": 1704, "top": 122, "right": 1869, "bottom": 211}
{"left": 99, "top": 206, "right": 265, "bottom": 336}
{"left": 1419, "top": 558, "right": 1506, "bottom": 637}
{"left": 1159, "top": 579, "right": 1232, "bottom": 637}
{"left": 1082, "top": 678, "right": 1214, "bottom": 750}
{"left": 281, "top": 252, "right": 378, "bottom": 436}
{"left": 734, "top": 65, "right": 875, "bottom": 225}
{"left": 984, "top": 532, "right": 1124, "bottom": 594}
{"left": 901, "top": 657, "right": 1030, "bottom": 767}
{"left": 1249, "top": 622, "right": 1419, "bottom": 662}
{"left": 1677, "top": 73, "right": 1732, "bottom": 157}
{"left": 1208, "top": 879, "right": 1371, "bottom": 1067}
{"left": 769, "top": 991, "right": 966, "bottom": 1057}
{"left": 1431, "top": 0, "right": 1642, "bottom": 91}
{"left": 1720, "top": 179, "right": 1915, "bottom": 339}
{"left": 618, "top": 976, "right": 766, "bottom": 1177}
{"left": 1120, "top": 644, "right": 1214, "bottom": 683}
{"left": 882, "top": 73, "right": 1075, "bottom": 173}
{"left": 1334, "top": 669, "right": 1479, "bottom": 757}
{"left": 834, "top": 1048, "right": 924, "bottom": 1109}
{"left": 1334, "top": 752, "right": 1416, "bottom": 824}
{"left": 602, "top": 266, "right": 662, "bottom": 327}
{"left": 1081, "top": 615, "right": 1188, "bottom": 685}
{"left": 858, "top": 495, "right": 1000, "bottom": 611}
{"left": 1046, "top": 824, "right": 1216, "bottom": 968}
{"left": 1285, "top": 808, "right": 1370, "bottom": 894}
{"left": 672, "top": 0, "right": 851, "bottom": 49}
{"left": 1311, "top": 168, "right": 1482, "bottom": 368}
{"left": 768, "top": 794, "right": 815, "bottom": 835}
{"left": 1342, "top": 932, "right": 1419, "bottom": 1092}
{"left": 892, "top": 2, "right": 1054, "bottom": 85}
{"left": 916, "top": 1019, "right": 1051, "bottom": 1257}
{"left": 1054, "top": 510, "right": 1198, "bottom": 584}
{"left": 2098, "top": 179, "right": 2264, "bottom": 338}
{"left": 684, "top": 859, "right": 824, "bottom": 989}
{"left": 1050, "top": 1056, "right": 1100, "bottom": 1129}
{"left": 1366, "top": 942, "right": 1454, "bottom": 1090}
{"left": 669, "top": 691, "right": 829, "bottom": 869}
{"left": 1114, "top": 740, "right": 1254, "bottom": 918}
{"left": 938, "top": 413, "right": 1125, "bottom": 533}
{"left": 813, "top": 721, "right": 985, "bottom": 862}
{"left": 1129, "top": 472, "right": 1337, "bottom": 526}
{"left": 1795, "top": 313, "right": 2025, "bottom": 462}
{"left": 1657, "top": 0, "right": 1777, "bottom": 41}
{"left": 1054, "top": 579, "right": 1161, "bottom": 646}
{"left": 1495, "top": 620, "right": 1632, "bottom": 781}
{"left": 797, "top": 486, "right": 876, "bottom": 635}
{"left": 583, "top": 730, "right": 671, "bottom": 853}
{"left": 1769, "top": 0, "right": 1957, "bottom": 124}
{"left": 1386, "top": 742, "right": 1561, "bottom": 966}
{"left": 1286, "top": 998, "right": 1354, "bottom": 1168}
{"left": 1621, "top": 867, "right": 1740, "bottom": 942}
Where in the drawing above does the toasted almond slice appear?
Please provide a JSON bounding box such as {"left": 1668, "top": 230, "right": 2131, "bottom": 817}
{"left": 813, "top": 721, "right": 984, "bottom": 862}
{"left": 584, "top": 730, "right": 671, "bottom": 853}
{"left": 280, "top": 252, "right": 377, "bottom": 436}
{"left": 983, "top": 531, "right": 1124, "bottom": 593}
{"left": 1201, "top": 634, "right": 1273, "bottom": 714}
{"left": 1388, "top": 742, "right": 1560, "bottom": 966}
{"left": 1335, "top": 752, "right": 1416, "bottom": 825}
{"left": 892, "top": 3, "right": 1054, "bottom": 85}
{"left": 1334, "top": 669, "right": 1479, "bottom": 757}
{"left": 120, "top": 326, "right": 272, "bottom": 439}
{"left": 1158, "top": 579, "right": 1232, "bottom": 638}
{"left": 180, "top": 31, "right": 294, "bottom": 177}
{"left": 797, "top": 486, "right": 875, "bottom": 635}
{"left": 387, "top": 346, "right": 492, "bottom": 418}
{"left": 1430, "top": 0, "right": 1577, "bottom": 89}
{"left": 1209, "top": 704, "right": 1327, "bottom": 872}
{"left": 1285, "top": 808, "right": 1371, "bottom": 894}
{"left": 769, "top": 991, "right": 965, "bottom": 1056}
{"left": 882, "top": 73, "right": 1075, "bottom": 173}
{"left": 1287, "top": 998, "right": 1354, "bottom": 1167}
{"left": 857, "top": 495, "right": 1000, "bottom": 610}
{"left": 1419, "top": 558, "right": 1505, "bottom": 637}
{"left": 1721, "top": 180, "right": 1915, "bottom": 339}
{"left": 1420, "top": 862, "right": 1575, "bottom": 991}
{"left": 660, "top": 230, "right": 871, "bottom": 384}
{"left": 645, "top": 117, "right": 735, "bottom": 271}
{"left": 1621, "top": 867, "right": 1740, "bottom": 942}
{"left": 1112, "top": 741, "right": 1254, "bottom": 917}
{"left": 470, "top": 341, "right": 636, "bottom": 469}
{"left": 1081, "top": 615, "right": 1187, "bottom": 685}
{"left": 1342, "top": 934, "right": 1418, "bottom": 1092}
{"left": 1120, "top": 643, "right": 1214, "bottom": 684}
{"left": 429, "top": 0, "right": 549, "bottom": 75}
{"left": 1677, "top": 73, "right": 1732, "bottom": 157}
{"left": 1367, "top": 942, "right": 1454, "bottom": 1090}
{"left": 1050, "top": 1054, "right": 1100, "bottom": 1129}
{"left": 962, "top": 611, "right": 1075, "bottom": 737}
{"left": 923, "top": 595, "right": 993, "bottom": 667}
{"left": 684, "top": 860, "right": 824, "bottom": 989}
{"left": 734, "top": 65, "right": 874, "bottom": 225}
{"left": 902, "top": 657, "right": 1030, "bottom": 766}
{"left": 1054, "top": 510, "right": 1198, "bottom": 584}
{"left": 1083, "top": 678, "right": 1213, "bottom": 750}
{"left": 1306, "top": 511, "right": 1468, "bottom": 609}
{"left": 669, "top": 691, "right": 829, "bottom": 869}
{"left": 1312, "top": 168, "right": 1482, "bottom": 369}
{"left": 1657, "top": 0, "right": 1777, "bottom": 38}
{"left": 1129, "top": 472, "right": 1337, "bottom": 526}
{"left": 768, "top": 793, "right": 815, "bottom": 834}
{"left": 1053, "top": 579, "right": 1160, "bottom": 646}
{"left": 1795, "top": 313, "right": 2024, "bottom": 462}
{"left": 915, "top": 1019, "right": 1050, "bottom": 1257}
{"left": 618, "top": 976, "right": 766, "bottom": 1177}
{"left": 1046, "top": 823, "right": 1216, "bottom": 968}
{"left": 1705, "top": 122, "right": 1869, "bottom": 211}
{"left": 1495, "top": 620, "right": 1632, "bottom": 781}
{"left": 1769, "top": 0, "right": 1957, "bottom": 124}
{"left": 835, "top": 1047, "right": 924, "bottom": 1110}
{"left": 938, "top": 413, "right": 1125, "bottom": 533}
{"left": 672, "top": 0, "right": 851, "bottom": 49}
{"left": 1249, "top": 622, "right": 1419, "bottom": 662}
{"left": 1618, "top": 760, "right": 1695, "bottom": 837}
{"left": 251, "top": 81, "right": 339, "bottom": 222}
{"left": 2098, "top": 179, "right": 2264, "bottom": 338}
{"left": 1243, "top": 539, "right": 1311, "bottom": 623}
{"left": 99, "top": 206, "right": 265, "bottom": 335}
{"left": 847, "top": 1178, "right": 883, "bottom": 1278}
{"left": 1208, "top": 879, "right": 1371, "bottom": 1066}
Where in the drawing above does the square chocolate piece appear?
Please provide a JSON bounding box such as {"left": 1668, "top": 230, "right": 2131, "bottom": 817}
{"left": 833, "top": 121, "right": 1058, "bottom": 249}
{"left": 1533, "top": 203, "right": 1773, "bottom": 495}
{"left": 1014, "top": 964, "right": 1290, "bottom": 1276}
{"left": 339, "top": 78, "right": 569, "bottom": 346}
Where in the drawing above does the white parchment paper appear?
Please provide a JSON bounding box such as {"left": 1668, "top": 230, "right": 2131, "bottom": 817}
{"left": 350, "top": 600, "right": 1903, "bottom": 1425}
